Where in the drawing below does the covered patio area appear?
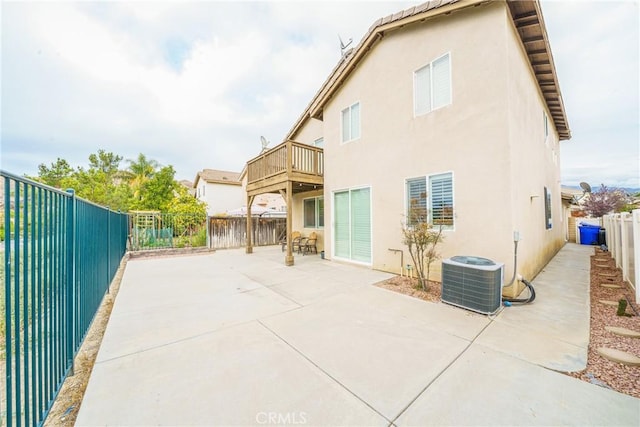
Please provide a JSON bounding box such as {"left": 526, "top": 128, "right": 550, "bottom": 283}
{"left": 245, "top": 140, "right": 323, "bottom": 265}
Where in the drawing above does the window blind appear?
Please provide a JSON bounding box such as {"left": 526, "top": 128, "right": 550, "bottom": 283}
{"left": 350, "top": 103, "right": 360, "bottom": 140}
{"left": 429, "top": 173, "right": 453, "bottom": 227}
{"left": 432, "top": 54, "right": 451, "bottom": 109}
{"left": 407, "top": 177, "right": 427, "bottom": 223}
{"left": 414, "top": 65, "right": 431, "bottom": 115}
{"left": 334, "top": 191, "right": 350, "bottom": 258}
{"left": 350, "top": 188, "right": 371, "bottom": 263}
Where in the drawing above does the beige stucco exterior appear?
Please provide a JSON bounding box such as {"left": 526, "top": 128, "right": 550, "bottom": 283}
{"left": 292, "top": 189, "right": 325, "bottom": 252}
{"left": 289, "top": 1, "right": 567, "bottom": 296}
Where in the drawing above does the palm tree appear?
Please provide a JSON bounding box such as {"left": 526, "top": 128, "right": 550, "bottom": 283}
{"left": 124, "top": 153, "right": 160, "bottom": 201}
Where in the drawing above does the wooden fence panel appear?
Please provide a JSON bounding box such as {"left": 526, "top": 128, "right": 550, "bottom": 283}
{"left": 208, "top": 217, "right": 286, "bottom": 249}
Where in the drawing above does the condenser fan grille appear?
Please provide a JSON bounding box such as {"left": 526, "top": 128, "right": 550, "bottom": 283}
{"left": 441, "top": 256, "right": 504, "bottom": 315}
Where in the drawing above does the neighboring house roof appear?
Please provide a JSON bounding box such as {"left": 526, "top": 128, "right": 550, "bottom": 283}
{"left": 193, "top": 169, "right": 242, "bottom": 187}
{"left": 179, "top": 180, "right": 196, "bottom": 196}
{"left": 285, "top": 0, "right": 570, "bottom": 141}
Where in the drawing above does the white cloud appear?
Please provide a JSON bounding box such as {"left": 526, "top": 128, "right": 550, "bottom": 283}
{"left": 542, "top": 0, "right": 639, "bottom": 188}
{"left": 1, "top": 1, "right": 638, "bottom": 188}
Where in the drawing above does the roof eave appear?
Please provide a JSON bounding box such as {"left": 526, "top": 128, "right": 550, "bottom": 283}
{"left": 307, "top": 0, "right": 482, "bottom": 121}
{"left": 288, "top": 0, "right": 571, "bottom": 141}
{"left": 507, "top": 0, "right": 571, "bottom": 140}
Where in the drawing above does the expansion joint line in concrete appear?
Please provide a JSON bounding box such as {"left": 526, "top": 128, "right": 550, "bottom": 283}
{"left": 257, "top": 319, "right": 393, "bottom": 424}
{"left": 389, "top": 319, "right": 495, "bottom": 424}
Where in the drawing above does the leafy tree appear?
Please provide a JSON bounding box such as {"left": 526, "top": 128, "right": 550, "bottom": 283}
{"left": 583, "top": 184, "right": 629, "bottom": 217}
{"left": 134, "top": 165, "right": 177, "bottom": 212}
{"left": 33, "top": 151, "right": 183, "bottom": 213}
{"left": 168, "top": 186, "right": 207, "bottom": 236}
{"left": 73, "top": 150, "right": 125, "bottom": 209}
{"left": 36, "top": 158, "right": 75, "bottom": 188}
{"left": 124, "top": 153, "right": 160, "bottom": 201}
{"left": 88, "top": 150, "right": 122, "bottom": 181}
{"left": 402, "top": 201, "right": 445, "bottom": 291}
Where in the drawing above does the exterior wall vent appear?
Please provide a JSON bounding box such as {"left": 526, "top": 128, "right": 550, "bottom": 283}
{"left": 441, "top": 256, "right": 504, "bottom": 315}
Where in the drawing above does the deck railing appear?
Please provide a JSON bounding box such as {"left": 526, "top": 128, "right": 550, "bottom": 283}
{"left": 1, "top": 170, "right": 129, "bottom": 427}
{"left": 247, "top": 140, "right": 323, "bottom": 184}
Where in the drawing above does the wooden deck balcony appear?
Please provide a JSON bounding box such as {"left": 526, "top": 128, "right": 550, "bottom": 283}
{"left": 246, "top": 140, "right": 323, "bottom": 196}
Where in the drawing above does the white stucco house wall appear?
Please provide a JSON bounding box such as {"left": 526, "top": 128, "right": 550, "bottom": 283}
{"left": 193, "top": 169, "right": 244, "bottom": 217}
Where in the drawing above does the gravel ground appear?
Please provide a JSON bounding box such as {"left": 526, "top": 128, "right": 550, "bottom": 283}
{"left": 567, "top": 248, "right": 640, "bottom": 398}
{"left": 377, "top": 250, "right": 640, "bottom": 399}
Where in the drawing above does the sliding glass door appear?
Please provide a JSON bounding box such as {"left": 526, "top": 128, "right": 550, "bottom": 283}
{"left": 333, "top": 187, "right": 371, "bottom": 263}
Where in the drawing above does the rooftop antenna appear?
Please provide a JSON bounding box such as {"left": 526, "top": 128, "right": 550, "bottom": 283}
{"left": 260, "top": 135, "right": 270, "bottom": 153}
{"left": 579, "top": 182, "right": 592, "bottom": 194}
{"left": 338, "top": 34, "right": 353, "bottom": 56}
{"left": 573, "top": 181, "right": 592, "bottom": 204}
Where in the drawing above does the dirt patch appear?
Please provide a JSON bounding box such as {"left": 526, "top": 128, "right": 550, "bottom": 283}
{"left": 375, "top": 275, "right": 441, "bottom": 303}
{"left": 43, "top": 256, "right": 128, "bottom": 427}
{"left": 567, "top": 248, "right": 640, "bottom": 398}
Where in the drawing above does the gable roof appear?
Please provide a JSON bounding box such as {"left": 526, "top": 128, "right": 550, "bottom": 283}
{"left": 193, "top": 169, "right": 242, "bottom": 187}
{"left": 286, "top": 0, "right": 570, "bottom": 141}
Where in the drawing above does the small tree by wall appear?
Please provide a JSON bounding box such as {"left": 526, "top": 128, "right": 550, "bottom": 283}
{"left": 402, "top": 201, "right": 445, "bottom": 291}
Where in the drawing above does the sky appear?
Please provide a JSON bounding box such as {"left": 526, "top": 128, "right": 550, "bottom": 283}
{"left": 1, "top": 0, "right": 638, "bottom": 189}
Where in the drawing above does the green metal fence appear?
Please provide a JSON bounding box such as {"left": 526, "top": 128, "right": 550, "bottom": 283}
{"left": 1, "top": 170, "right": 128, "bottom": 427}
{"left": 129, "top": 211, "right": 206, "bottom": 251}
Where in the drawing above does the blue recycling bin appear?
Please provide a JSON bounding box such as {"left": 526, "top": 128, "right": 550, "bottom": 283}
{"left": 579, "top": 224, "right": 601, "bottom": 245}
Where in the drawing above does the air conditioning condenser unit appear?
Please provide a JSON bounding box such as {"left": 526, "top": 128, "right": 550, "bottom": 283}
{"left": 441, "top": 256, "right": 504, "bottom": 315}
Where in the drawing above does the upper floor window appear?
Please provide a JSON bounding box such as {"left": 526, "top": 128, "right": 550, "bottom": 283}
{"left": 341, "top": 102, "right": 360, "bottom": 143}
{"left": 304, "top": 196, "right": 324, "bottom": 228}
{"left": 314, "top": 137, "right": 324, "bottom": 148}
{"left": 406, "top": 172, "right": 454, "bottom": 229}
{"left": 414, "top": 53, "right": 451, "bottom": 116}
{"left": 543, "top": 111, "right": 549, "bottom": 143}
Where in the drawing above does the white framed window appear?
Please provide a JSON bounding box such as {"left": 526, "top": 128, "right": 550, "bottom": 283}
{"left": 414, "top": 53, "right": 451, "bottom": 116}
{"left": 406, "top": 172, "right": 454, "bottom": 229}
{"left": 341, "top": 102, "right": 360, "bottom": 143}
{"left": 314, "top": 137, "right": 324, "bottom": 148}
{"left": 543, "top": 111, "right": 549, "bottom": 143}
{"left": 303, "top": 196, "right": 324, "bottom": 228}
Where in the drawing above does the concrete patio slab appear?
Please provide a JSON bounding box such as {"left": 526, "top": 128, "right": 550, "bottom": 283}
{"left": 78, "top": 321, "right": 387, "bottom": 426}
{"left": 261, "top": 288, "right": 472, "bottom": 421}
{"left": 97, "top": 254, "right": 300, "bottom": 362}
{"left": 76, "top": 245, "right": 640, "bottom": 426}
{"left": 476, "top": 244, "right": 592, "bottom": 371}
{"left": 474, "top": 321, "right": 587, "bottom": 372}
{"left": 269, "top": 277, "right": 365, "bottom": 306}
{"left": 395, "top": 344, "right": 640, "bottom": 426}
{"left": 352, "top": 285, "right": 491, "bottom": 341}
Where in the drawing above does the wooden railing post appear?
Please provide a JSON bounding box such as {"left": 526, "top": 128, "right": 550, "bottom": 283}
{"left": 246, "top": 195, "right": 254, "bottom": 254}
{"left": 285, "top": 181, "right": 294, "bottom": 266}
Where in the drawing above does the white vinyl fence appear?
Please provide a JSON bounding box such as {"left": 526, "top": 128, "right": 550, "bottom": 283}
{"left": 603, "top": 210, "right": 639, "bottom": 302}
